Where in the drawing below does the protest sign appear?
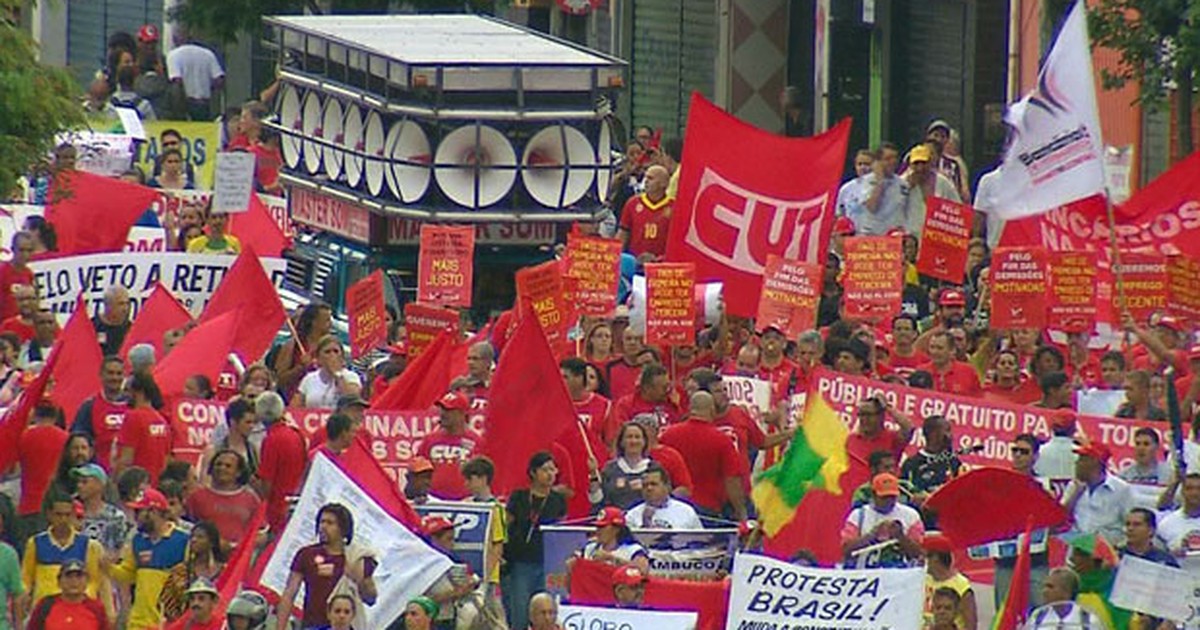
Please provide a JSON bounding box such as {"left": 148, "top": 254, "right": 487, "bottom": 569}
{"left": 403, "top": 303, "right": 459, "bottom": 358}
{"left": 1110, "top": 555, "right": 1190, "bottom": 622}
{"left": 57, "top": 130, "right": 136, "bottom": 177}
{"left": 723, "top": 375, "right": 772, "bottom": 431}
{"left": 725, "top": 552, "right": 924, "bottom": 630}
{"left": 417, "top": 225, "right": 475, "bottom": 307}
{"left": 565, "top": 234, "right": 622, "bottom": 316}
{"left": 414, "top": 502, "right": 495, "bottom": 584}
{"left": 1076, "top": 389, "right": 1125, "bottom": 417}
{"left": 136, "top": 121, "right": 221, "bottom": 189}
{"left": 346, "top": 270, "right": 388, "bottom": 358}
{"left": 1047, "top": 250, "right": 1098, "bottom": 332}
{"left": 990, "top": 246, "right": 1048, "bottom": 329}
{"left": 755, "top": 255, "right": 821, "bottom": 338}
{"left": 841, "top": 236, "right": 903, "bottom": 321}
{"left": 211, "top": 152, "right": 256, "bottom": 213}
{"left": 1167, "top": 254, "right": 1200, "bottom": 322}
{"left": 560, "top": 605, "right": 697, "bottom": 630}
{"left": 30, "top": 252, "right": 287, "bottom": 321}
{"left": 515, "top": 260, "right": 574, "bottom": 349}
{"left": 915, "top": 196, "right": 972, "bottom": 283}
{"left": 645, "top": 262, "right": 696, "bottom": 346}
{"left": 1115, "top": 252, "right": 1168, "bottom": 323}
{"left": 169, "top": 398, "right": 227, "bottom": 466}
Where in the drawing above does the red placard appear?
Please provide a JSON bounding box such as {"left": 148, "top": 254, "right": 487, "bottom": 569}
{"left": 644, "top": 262, "right": 696, "bottom": 346}
{"left": 417, "top": 225, "right": 475, "bottom": 307}
{"left": 169, "top": 398, "right": 228, "bottom": 465}
{"left": 841, "top": 236, "right": 904, "bottom": 321}
{"left": 346, "top": 270, "right": 388, "bottom": 358}
{"left": 990, "top": 247, "right": 1048, "bottom": 329}
{"left": 515, "top": 260, "right": 574, "bottom": 349}
{"left": 755, "top": 255, "right": 821, "bottom": 338}
{"left": 915, "top": 196, "right": 972, "bottom": 283}
{"left": 565, "top": 234, "right": 622, "bottom": 316}
{"left": 1113, "top": 252, "right": 1168, "bottom": 324}
{"left": 1046, "top": 251, "right": 1098, "bottom": 333}
{"left": 1167, "top": 254, "right": 1200, "bottom": 322}
{"left": 403, "top": 302, "right": 460, "bottom": 358}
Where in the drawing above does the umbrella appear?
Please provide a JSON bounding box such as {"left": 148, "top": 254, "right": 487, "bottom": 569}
{"left": 924, "top": 467, "right": 1070, "bottom": 547}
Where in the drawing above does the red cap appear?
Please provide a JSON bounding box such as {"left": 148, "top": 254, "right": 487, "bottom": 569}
{"left": 435, "top": 391, "right": 469, "bottom": 412}
{"left": 409, "top": 456, "right": 434, "bottom": 474}
{"left": 834, "top": 216, "right": 856, "bottom": 236}
{"left": 388, "top": 340, "right": 408, "bottom": 356}
{"left": 593, "top": 506, "right": 626, "bottom": 528}
{"left": 126, "top": 488, "right": 170, "bottom": 511}
{"left": 886, "top": 227, "right": 907, "bottom": 238}
{"left": 1188, "top": 344, "right": 1200, "bottom": 361}
{"left": 421, "top": 515, "right": 455, "bottom": 536}
{"left": 938, "top": 289, "right": 966, "bottom": 307}
{"left": 737, "top": 519, "right": 759, "bottom": 538}
{"left": 922, "top": 533, "right": 955, "bottom": 554}
{"left": 611, "top": 565, "right": 647, "bottom": 587}
{"left": 1156, "top": 315, "right": 1183, "bottom": 332}
{"left": 1051, "top": 409, "right": 1077, "bottom": 431}
{"left": 1074, "top": 442, "right": 1112, "bottom": 464}
{"left": 137, "top": 24, "right": 159, "bottom": 43}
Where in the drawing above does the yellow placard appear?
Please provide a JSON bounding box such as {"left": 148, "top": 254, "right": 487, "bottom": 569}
{"left": 134, "top": 121, "right": 222, "bottom": 190}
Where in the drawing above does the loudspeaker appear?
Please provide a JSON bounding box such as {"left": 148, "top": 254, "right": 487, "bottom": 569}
{"left": 278, "top": 84, "right": 304, "bottom": 170}
{"left": 384, "top": 119, "right": 432, "bottom": 203}
{"left": 521, "top": 125, "right": 595, "bottom": 208}
{"left": 300, "top": 91, "right": 324, "bottom": 175}
{"left": 342, "top": 104, "right": 365, "bottom": 188}
{"left": 321, "top": 98, "right": 345, "bottom": 181}
{"left": 596, "top": 122, "right": 613, "bottom": 203}
{"left": 362, "top": 111, "right": 386, "bottom": 197}
{"left": 434, "top": 124, "right": 517, "bottom": 209}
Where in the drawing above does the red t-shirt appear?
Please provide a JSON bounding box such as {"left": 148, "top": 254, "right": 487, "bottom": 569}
{"left": 983, "top": 379, "right": 1042, "bottom": 406}
{"left": 0, "top": 263, "right": 32, "bottom": 321}
{"left": 648, "top": 444, "right": 694, "bottom": 495}
{"left": 184, "top": 486, "right": 262, "bottom": 546}
{"left": 417, "top": 429, "right": 480, "bottom": 500}
{"left": 79, "top": 395, "right": 128, "bottom": 471}
{"left": 290, "top": 543, "right": 377, "bottom": 627}
{"left": 917, "top": 360, "right": 983, "bottom": 398}
{"left": 606, "top": 359, "right": 640, "bottom": 402}
{"left": 42, "top": 598, "right": 106, "bottom": 630}
{"left": 618, "top": 194, "right": 672, "bottom": 258}
{"left": 603, "top": 392, "right": 681, "bottom": 447}
{"left": 18, "top": 424, "right": 68, "bottom": 515}
{"left": 845, "top": 428, "right": 909, "bottom": 465}
{"left": 659, "top": 418, "right": 744, "bottom": 513}
{"left": 258, "top": 422, "right": 309, "bottom": 531}
{"left": 0, "top": 316, "right": 34, "bottom": 343}
{"left": 713, "top": 405, "right": 766, "bottom": 456}
{"left": 117, "top": 407, "right": 172, "bottom": 484}
{"left": 760, "top": 357, "right": 806, "bottom": 405}
{"left": 573, "top": 393, "right": 612, "bottom": 458}
{"left": 880, "top": 350, "right": 930, "bottom": 381}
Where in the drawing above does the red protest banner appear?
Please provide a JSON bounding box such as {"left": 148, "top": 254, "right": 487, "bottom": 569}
{"left": 515, "top": 260, "right": 574, "bottom": 349}
{"left": 645, "top": 262, "right": 696, "bottom": 346}
{"left": 1046, "top": 251, "right": 1098, "bottom": 333}
{"left": 169, "top": 398, "right": 228, "bottom": 465}
{"left": 755, "top": 254, "right": 821, "bottom": 338}
{"left": 346, "top": 270, "right": 388, "bottom": 358}
{"left": 841, "top": 236, "right": 904, "bottom": 321}
{"left": 417, "top": 225, "right": 475, "bottom": 307}
{"left": 403, "top": 302, "right": 460, "bottom": 358}
{"left": 565, "top": 234, "right": 622, "bottom": 316}
{"left": 915, "top": 196, "right": 972, "bottom": 283}
{"left": 1167, "top": 254, "right": 1200, "bottom": 322}
{"left": 1114, "top": 252, "right": 1168, "bottom": 323}
{"left": 990, "top": 247, "right": 1048, "bottom": 329}
{"left": 291, "top": 407, "right": 441, "bottom": 487}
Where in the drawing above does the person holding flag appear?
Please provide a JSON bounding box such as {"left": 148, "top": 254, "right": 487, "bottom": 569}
{"left": 276, "top": 503, "right": 377, "bottom": 630}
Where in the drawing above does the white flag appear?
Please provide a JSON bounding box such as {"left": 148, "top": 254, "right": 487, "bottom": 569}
{"left": 991, "top": 0, "right": 1104, "bottom": 220}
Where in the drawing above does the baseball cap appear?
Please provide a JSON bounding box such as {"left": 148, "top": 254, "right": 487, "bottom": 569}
{"left": 126, "top": 487, "right": 170, "bottom": 511}
{"left": 926, "top": 119, "right": 952, "bottom": 134}
{"left": 388, "top": 341, "right": 408, "bottom": 356}
{"left": 938, "top": 289, "right": 966, "bottom": 307}
{"left": 922, "top": 533, "right": 955, "bottom": 554}
{"left": 421, "top": 515, "right": 455, "bottom": 536}
{"left": 1073, "top": 442, "right": 1112, "bottom": 464}
{"left": 1155, "top": 315, "right": 1182, "bottom": 332}
{"left": 336, "top": 393, "right": 368, "bottom": 410}
{"left": 59, "top": 559, "right": 87, "bottom": 577}
{"left": 611, "top": 565, "right": 647, "bottom": 587}
{"left": 834, "top": 216, "right": 856, "bottom": 236}
{"left": 1188, "top": 344, "right": 1200, "bottom": 361}
{"left": 886, "top": 227, "right": 907, "bottom": 238}
{"left": 872, "top": 473, "right": 901, "bottom": 497}
{"left": 409, "top": 456, "right": 434, "bottom": 475}
{"left": 185, "top": 578, "right": 219, "bottom": 597}
{"left": 435, "top": 391, "right": 469, "bottom": 412}
{"left": 138, "top": 24, "right": 159, "bottom": 43}
{"left": 1051, "top": 409, "right": 1077, "bottom": 431}
{"left": 594, "top": 506, "right": 626, "bottom": 528}
{"left": 909, "top": 144, "right": 933, "bottom": 163}
{"left": 70, "top": 463, "right": 108, "bottom": 484}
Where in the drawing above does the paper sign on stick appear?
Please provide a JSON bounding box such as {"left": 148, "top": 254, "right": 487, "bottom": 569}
{"left": 211, "top": 152, "right": 256, "bottom": 213}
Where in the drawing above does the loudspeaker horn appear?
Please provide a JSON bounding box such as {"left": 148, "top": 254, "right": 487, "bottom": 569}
{"left": 321, "top": 98, "right": 345, "bottom": 181}
{"left": 278, "top": 84, "right": 303, "bottom": 170}
{"left": 521, "top": 124, "right": 596, "bottom": 208}
{"left": 362, "top": 111, "right": 386, "bottom": 196}
{"left": 596, "top": 122, "right": 613, "bottom": 203}
{"left": 434, "top": 124, "right": 517, "bottom": 209}
{"left": 342, "top": 104, "right": 365, "bottom": 188}
{"left": 300, "top": 91, "right": 324, "bottom": 175}
{"left": 384, "top": 119, "right": 432, "bottom": 203}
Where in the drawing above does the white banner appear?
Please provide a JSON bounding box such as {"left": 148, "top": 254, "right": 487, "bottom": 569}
{"left": 260, "top": 453, "right": 452, "bottom": 628}
{"left": 29, "top": 252, "right": 287, "bottom": 321}
{"left": 725, "top": 553, "right": 924, "bottom": 630}
{"left": 1110, "top": 555, "right": 1190, "bottom": 622}
{"left": 560, "top": 604, "right": 697, "bottom": 630}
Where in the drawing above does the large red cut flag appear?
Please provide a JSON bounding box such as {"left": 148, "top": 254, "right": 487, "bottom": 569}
{"left": 0, "top": 339, "right": 60, "bottom": 472}
{"left": 482, "top": 304, "right": 589, "bottom": 496}
{"left": 991, "top": 518, "right": 1034, "bottom": 630}
{"left": 228, "top": 194, "right": 291, "bottom": 258}
{"left": 568, "top": 558, "right": 729, "bottom": 630}
{"left": 370, "top": 328, "right": 456, "bottom": 410}
{"left": 45, "top": 170, "right": 162, "bottom": 254}
{"left": 153, "top": 310, "right": 240, "bottom": 400}
{"left": 665, "top": 93, "right": 850, "bottom": 317}
{"left": 48, "top": 304, "right": 103, "bottom": 421}
{"left": 120, "top": 283, "right": 193, "bottom": 358}
{"left": 198, "top": 247, "right": 286, "bottom": 363}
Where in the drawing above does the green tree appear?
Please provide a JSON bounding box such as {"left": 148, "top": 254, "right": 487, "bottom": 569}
{"left": 0, "top": 1, "right": 84, "bottom": 197}
{"left": 1088, "top": 0, "right": 1200, "bottom": 157}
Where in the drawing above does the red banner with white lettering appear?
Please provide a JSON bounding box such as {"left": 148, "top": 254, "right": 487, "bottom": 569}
{"left": 990, "top": 247, "right": 1048, "bottom": 329}
{"left": 417, "top": 225, "right": 475, "bottom": 307}
{"left": 169, "top": 398, "right": 229, "bottom": 465}
{"left": 915, "top": 196, "right": 972, "bottom": 283}
{"left": 755, "top": 255, "right": 821, "bottom": 338}
{"left": 346, "top": 270, "right": 388, "bottom": 359}
{"left": 841, "top": 236, "right": 904, "bottom": 321}
{"left": 645, "top": 262, "right": 696, "bottom": 346}
{"left": 515, "top": 260, "right": 574, "bottom": 350}
{"left": 565, "top": 234, "right": 622, "bottom": 316}
{"left": 403, "top": 303, "right": 460, "bottom": 358}
{"left": 1046, "top": 251, "right": 1098, "bottom": 333}
{"left": 1167, "top": 254, "right": 1200, "bottom": 322}
{"left": 665, "top": 93, "right": 850, "bottom": 318}
{"left": 1115, "top": 252, "right": 1169, "bottom": 323}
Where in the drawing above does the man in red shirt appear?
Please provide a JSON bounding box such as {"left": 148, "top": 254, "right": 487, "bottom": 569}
{"left": 453, "top": 341, "right": 493, "bottom": 435}
{"left": 881, "top": 315, "right": 928, "bottom": 380}
{"left": 917, "top": 331, "right": 982, "bottom": 398}
{"left": 114, "top": 375, "right": 172, "bottom": 485}
{"left": 606, "top": 328, "right": 646, "bottom": 401}
{"left": 688, "top": 368, "right": 794, "bottom": 462}
{"left": 182, "top": 578, "right": 222, "bottom": 630}
{"left": 1124, "top": 312, "right": 1191, "bottom": 376}
{"left": 561, "top": 357, "right": 611, "bottom": 461}
{"left": 916, "top": 289, "right": 968, "bottom": 353}
{"left": 617, "top": 164, "right": 672, "bottom": 261}
{"left": 760, "top": 327, "right": 806, "bottom": 405}
{"left": 254, "top": 391, "right": 308, "bottom": 532}
{"left": 0, "top": 284, "right": 38, "bottom": 343}
{"left": 71, "top": 356, "right": 129, "bottom": 471}
{"left": 604, "top": 363, "right": 680, "bottom": 447}
{"left": 26, "top": 560, "right": 109, "bottom": 630}
{"left": 417, "top": 391, "right": 480, "bottom": 500}
{"left": 630, "top": 416, "right": 694, "bottom": 499}
{"left": 17, "top": 403, "right": 69, "bottom": 529}
{"left": 0, "top": 232, "right": 34, "bottom": 321}
{"left": 659, "top": 391, "right": 747, "bottom": 519}
{"left": 845, "top": 395, "right": 915, "bottom": 465}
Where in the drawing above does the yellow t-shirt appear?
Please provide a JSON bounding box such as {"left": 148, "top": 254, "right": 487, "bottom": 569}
{"left": 479, "top": 499, "right": 507, "bottom": 584}
{"left": 924, "top": 572, "right": 972, "bottom": 629}
{"left": 667, "top": 164, "right": 680, "bottom": 199}
{"left": 186, "top": 233, "right": 242, "bottom": 255}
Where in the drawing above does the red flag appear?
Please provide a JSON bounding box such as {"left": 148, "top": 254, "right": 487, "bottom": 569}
{"left": 567, "top": 558, "right": 729, "bottom": 630}
{"left": 332, "top": 436, "right": 421, "bottom": 528}
{"left": 665, "top": 93, "right": 850, "bottom": 317}
{"left": 482, "top": 304, "right": 589, "bottom": 496}
{"left": 992, "top": 518, "right": 1034, "bottom": 630}
{"left": 0, "top": 338, "right": 60, "bottom": 472}
{"left": 48, "top": 305, "right": 103, "bottom": 421}
{"left": 370, "top": 328, "right": 456, "bottom": 410}
{"left": 228, "top": 194, "right": 291, "bottom": 258}
{"left": 120, "top": 283, "right": 193, "bottom": 358}
{"left": 198, "top": 247, "right": 286, "bottom": 363}
{"left": 45, "top": 171, "right": 161, "bottom": 255}
{"left": 153, "top": 310, "right": 240, "bottom": 400}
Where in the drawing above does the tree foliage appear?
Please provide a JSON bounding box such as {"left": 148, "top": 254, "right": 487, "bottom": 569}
{"left": 0, "top": 2, "right": 84, "bottom": 197}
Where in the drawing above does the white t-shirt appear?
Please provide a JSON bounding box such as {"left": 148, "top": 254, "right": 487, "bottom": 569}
{"left": 841, "top": 502, "right": 925, "bottom": 542}
{"left": 626, "top": 498, "right": 703, "bottom": 530}
{"left": 1157, "top": 509, "right": 1200, "bottom": 571}
{"left": 167, "top": 43, "right": 225, "bottom": 100}
{"left": 296, "top": 368, "right": 362, "bottom": 409}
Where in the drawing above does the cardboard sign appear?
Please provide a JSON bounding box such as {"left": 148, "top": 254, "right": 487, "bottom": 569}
{"left": 1114, "top": 252, "right": 1168, "bottom": 323}
{"left": 915, "top": 196, "right": 972, "bottom": 283}
{"left": 565, "top": 234, "right": 622, "bottom": 316}
{"left": 755, "top": 254, "right": 821, "bottom": 338}
{"left": 515, "top": 260, "right": 574, "bottom": 349}
{"left": 403, "top": 303, "right": 459, "bottom": 359}
{"left": 417, "top": 225, "right": 475, "bottom": 307}
{"left": 1167, "top": 254, "right": 1200, "bottom": 322}
{"left": 990, "top": 246, "right": 1048, "bottom": 329}
{"left": 211, "top": 152, "right": 256, "bottom": 213}
{"left": 1047, "top": 250, "right": 1098, "bottom": 333}
{"left": 841, "top": 236, "right": 904, "bottom": 321}
{"left": 135, "top": 121, "right": 221, "bottom": 189}
{"left": 644, "top": 262, "right": 696, "bottom": 346}
{"left": 347, "top": 270, "right": 388, "bottom": 359}
{"left": 1109, "top": 555, "right": 1190, "bottom": 622}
